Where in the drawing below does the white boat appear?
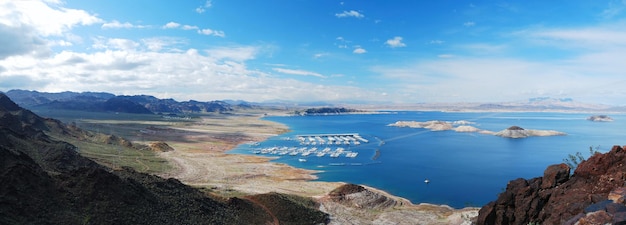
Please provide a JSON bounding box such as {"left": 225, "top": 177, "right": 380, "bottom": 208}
{"left": 298, "top": 158, "right": 307, "bottom": 162}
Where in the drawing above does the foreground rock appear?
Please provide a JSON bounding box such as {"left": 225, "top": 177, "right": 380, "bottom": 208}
{"left": 477, "top": 145, "right": 626, "bottom": 224}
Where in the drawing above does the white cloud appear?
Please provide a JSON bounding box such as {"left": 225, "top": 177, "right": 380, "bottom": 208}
{"left": 205, "top": 46, "right": 258, "bottom": 61}
{"left": 335, "top": 10, "right": 364, "bottom": 18}
{"left": 385, "top": 36, "right": 406, "bottom": 48}
{"left": 273, "top": 68, "right": 326, "bottom": 78}
{"left": 102, "top": 20, "right": 143, "bottom": 29}
{"left": 163, "top": 22, "right": 181, "bottom": 29}
{"left": 353, "top": 47, "right": 366, "bottom": 54}
{"left": 0, "top": 0, "right": 102, "bottom": 36}
{"left": 521, "top": 26, "right": 626, "bottom": 48}
{"left": 0, "top": 24, "right": 49, "bottom": 59}
{"left": 91, "top": 37, "right": 139, "bottom": 51}
{"left": 182, "top": 25, "right": 199, "bottom": 30}
{"left": 196, "top": 0, "right": 212, "bottom": 14}
{"left": 313, "top": 53, "right": 328, "bottom": 59}
{"left": 198, "top": 28, "right": 225, "bottom": 37}
{"left": 0, "top": 45, "right": 382, "bottom": 102}
{"left": 463, "top": 21, "right": 476, "bottom": 27}
{"left": 141, "top": 37, "right": 186, "bottom": 52}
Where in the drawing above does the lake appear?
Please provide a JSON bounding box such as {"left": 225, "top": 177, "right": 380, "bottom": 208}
{"left": 230, "top": 111, "right": 626, "bottom": 208}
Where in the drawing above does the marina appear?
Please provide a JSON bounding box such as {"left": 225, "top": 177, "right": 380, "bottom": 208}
{"left": 250, "top": 133, "right": 367, "bottom": 159}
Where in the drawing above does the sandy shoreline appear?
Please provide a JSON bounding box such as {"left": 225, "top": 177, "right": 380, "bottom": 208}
{"left": 142, "top": 110, "right": 478, "bottom": 224}
{"left": 150, "top": 112, "right": 344, "bottom": 197}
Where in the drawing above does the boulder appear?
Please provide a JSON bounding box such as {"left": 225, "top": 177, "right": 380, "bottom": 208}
{"left": 540, "top": 163, "right": 570, "bottom": 189}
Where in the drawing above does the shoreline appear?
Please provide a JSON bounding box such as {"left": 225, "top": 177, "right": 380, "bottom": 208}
{"left": 46, "top": 108, "right": 478, "bottom": 224}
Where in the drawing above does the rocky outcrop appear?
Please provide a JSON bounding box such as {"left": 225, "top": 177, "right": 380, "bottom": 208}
{"left": 477, "top": 145, "right": 626, "bottom": 225}
{"left": 327, "top": 184, "right": 399, "bottom": 209}
{"left": 493, "top": 126, "right": 566, "bottom": 138}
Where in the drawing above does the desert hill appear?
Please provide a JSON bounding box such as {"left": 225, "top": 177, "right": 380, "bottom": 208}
{"left": 6, "top": 89, "right": 235, "bottom": 114}
{"left": 0, "top": 93, "right": 328, "bottom": 225}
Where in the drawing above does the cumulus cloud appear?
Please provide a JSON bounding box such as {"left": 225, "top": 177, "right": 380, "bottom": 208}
{"left": 0, "top": 24, "right": 48, "bottom": 59}
{"left": 182, "top": 25, "right": 199, "bottom": 30}
{"left": 353, "top": 47, "right": 366, "bottom": 54}
{"left": 273, "top": 68, "right": 326, "bottom": 78}
{"left": 141, "top": 37, "right": 187, "bottom": 52}
{"left": 162, "top": 21, "right": 221, "bottom": 37}
{"left": 385, "top": 36, "right": 406, "bottom": 48}
{"left": 0, "top": 0, "right": 102, "bottom": 36}
{"left": 198, "top": 28, "right": 225, "bottom": 37}
{"left": 0, "top": 45, "right": 381, "bottom": 102}
{"left": 162, "top": 22, "right": 181, "bottom": 29}
{"left": 335, "top": 10, "right": 364, "bottom": 18}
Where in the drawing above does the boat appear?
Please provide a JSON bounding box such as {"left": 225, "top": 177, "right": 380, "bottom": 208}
{"left": 298, "top": 158, "right": 307, "bottom": 162}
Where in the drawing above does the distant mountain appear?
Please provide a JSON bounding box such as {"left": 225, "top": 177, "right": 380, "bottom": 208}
{"left": 475, "top": 97, "right": 612, "bottom": 111}
{"left": 0, "top": 93, "right": 328, "bottom": 224}
{"left": 5, "top": 89, "right": 235, "bottom": 114}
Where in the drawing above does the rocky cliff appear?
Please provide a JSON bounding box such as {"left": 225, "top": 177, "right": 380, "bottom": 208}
{"left": 477, "top": 145, "right": 626, "bottom": 224}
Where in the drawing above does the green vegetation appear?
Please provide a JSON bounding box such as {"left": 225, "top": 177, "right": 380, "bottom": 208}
{"left": 49, "top": 133, "right": 172, "bottom": 174}
{"left": 563, "top": 146, "right": 601, "bottom": 171}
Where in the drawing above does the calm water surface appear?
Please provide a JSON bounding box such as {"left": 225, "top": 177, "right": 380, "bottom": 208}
{"left": 230, "top": 111, "right": 626, "bottom": 208}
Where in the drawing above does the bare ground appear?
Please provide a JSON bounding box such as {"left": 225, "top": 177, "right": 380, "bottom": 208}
{"left": 132, "top": 111, "right": 478, "bottom": 224}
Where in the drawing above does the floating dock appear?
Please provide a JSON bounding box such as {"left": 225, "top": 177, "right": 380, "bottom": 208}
{"left": 295, "top": 133, "right": 368, "bottom": 146}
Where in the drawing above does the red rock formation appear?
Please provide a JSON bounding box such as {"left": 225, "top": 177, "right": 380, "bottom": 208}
{"left": 477, "top": 145, "right": 626, "bottom": 225}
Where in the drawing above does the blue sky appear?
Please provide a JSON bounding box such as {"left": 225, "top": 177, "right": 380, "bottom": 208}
{"left": 1, "top": 0, "right": 626, "bottom": 104}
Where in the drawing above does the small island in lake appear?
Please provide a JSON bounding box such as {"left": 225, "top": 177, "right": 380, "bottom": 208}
{"left": 587, "top": 115, "right": 614, "bottom": 122}
{"left": 294, "top": 107, "right": 365, "bottom": 115}
{"left": 494, "top": 126, "right": 566, "bottom": 138}
{"left": 389, "top": 121, "right": 565, "bottom": 138}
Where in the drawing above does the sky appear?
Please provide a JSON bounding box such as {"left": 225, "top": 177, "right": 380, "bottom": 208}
{"left": 1, "top": 0, "right": 626, "bottom": 105}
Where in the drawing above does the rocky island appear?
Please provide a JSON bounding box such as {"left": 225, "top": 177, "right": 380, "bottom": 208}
{"left": 494, "top": 126, "right": 566, "bottom": 138}
{"left": 388, "top": 121, "right": 565, "bottom": 138}
{"left": 588, "top": 115, "right": 614, "bottom": 122}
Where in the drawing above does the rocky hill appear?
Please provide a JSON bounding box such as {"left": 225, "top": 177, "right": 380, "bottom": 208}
{"left": 0, "top": 93, "right": 328, "bottom": 224}
{"left": 5, "top": 89, "right": 235, "bottom": 114}
{"left": 477, "top": 145, "right": 626, "bottom": 224}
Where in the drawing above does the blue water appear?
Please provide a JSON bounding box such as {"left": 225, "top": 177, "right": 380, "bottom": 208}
{"left": 229, "top": 111, "right": 626, "bottom": 208}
